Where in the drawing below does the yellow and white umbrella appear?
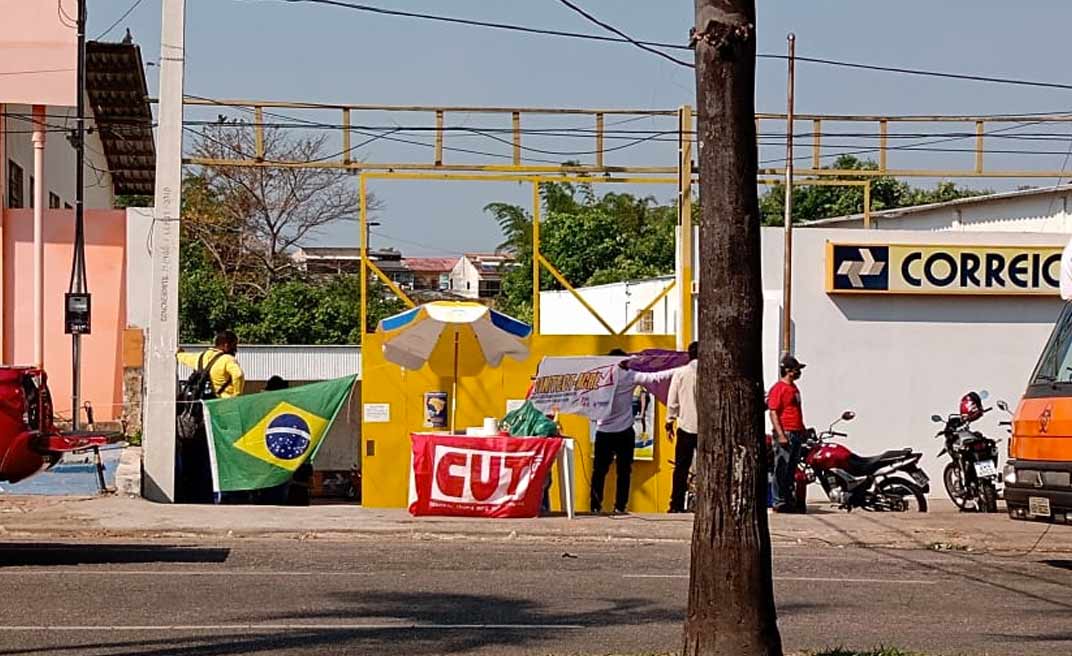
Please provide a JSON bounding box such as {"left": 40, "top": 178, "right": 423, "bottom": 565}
{"left": 376, "top": 301, "right": 532, "bottom": 431}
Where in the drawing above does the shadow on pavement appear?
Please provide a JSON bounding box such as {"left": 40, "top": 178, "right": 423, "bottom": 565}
{"left": 0, "top": 590, "right": 830, "bottom": 656}
{"left": 0, "top": 543, "right": 231, "bottom": 567}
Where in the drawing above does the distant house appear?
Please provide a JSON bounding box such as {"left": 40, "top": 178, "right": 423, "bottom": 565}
{"left": 449, "top": 253, "right": 515, "bottom": 299}
{"left": 292, "top": 246, "right": 414, "bottom": 287}
{"left": 404, "top": 257, "right": 456, "bottom": 291}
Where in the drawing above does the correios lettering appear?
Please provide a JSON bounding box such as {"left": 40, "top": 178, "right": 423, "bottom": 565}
{"left": 900, "top": 250, "right": 1060, "bottom": 291}
{"left": 828, "top": 243, "right": 1063, "bottom": 295}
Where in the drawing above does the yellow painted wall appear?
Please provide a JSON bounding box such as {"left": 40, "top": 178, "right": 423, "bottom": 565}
{"left": 361, "top": 332, "right": 677, "bottom": 512}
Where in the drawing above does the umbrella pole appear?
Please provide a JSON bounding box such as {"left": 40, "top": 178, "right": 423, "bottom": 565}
{"left": 451, "top": 331, "right": 459, "bottom": 434}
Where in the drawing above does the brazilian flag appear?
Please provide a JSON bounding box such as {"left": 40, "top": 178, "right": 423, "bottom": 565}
{"left": 205, "top": 375, "right": 357, "bottom": 492}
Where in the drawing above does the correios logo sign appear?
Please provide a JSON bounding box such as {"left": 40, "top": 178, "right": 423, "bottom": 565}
{"left": 827, "top": 243, "right": 1063, "bottom": 295}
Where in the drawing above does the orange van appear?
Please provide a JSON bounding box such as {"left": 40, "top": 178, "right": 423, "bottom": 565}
{"left": 1006, "top": 303, "right": 1072, "bottom": 522}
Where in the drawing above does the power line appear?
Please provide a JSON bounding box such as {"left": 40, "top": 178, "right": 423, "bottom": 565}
{"left": 259, "top": 0, "right": 1072, "bottom": 93}
{"left": 554, "top": 0, "right": 691, "bottom": 68}
{"left": 95, "top": 0, "right": 148, "bottom": 40}
{"left": 0, "top": 68, "right": 75, "bottom": 76}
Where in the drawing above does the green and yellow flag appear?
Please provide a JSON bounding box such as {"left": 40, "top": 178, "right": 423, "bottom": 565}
{"left": 205, "top": 375, "right": 356, "bottom": 492}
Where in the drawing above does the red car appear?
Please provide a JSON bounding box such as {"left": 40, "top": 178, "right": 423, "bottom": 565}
{"left": 0, "top": 367, "right": 109, "bottom": 484}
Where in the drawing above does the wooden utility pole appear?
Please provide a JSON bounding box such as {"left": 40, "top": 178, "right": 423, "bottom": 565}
{"left": 685, "top": 1, "right": 783, "bottom": 655}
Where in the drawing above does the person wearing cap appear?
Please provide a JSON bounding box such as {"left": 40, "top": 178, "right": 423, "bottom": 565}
{"left": 768, "top": 354, "right": 807, "bottom": 513}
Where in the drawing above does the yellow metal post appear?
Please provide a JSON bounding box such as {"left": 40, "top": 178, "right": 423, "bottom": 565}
{"left": 879, "top": 119, "right": 888, "bottom": 172}
{"left": 254, "top": 106, "right": 265, "bottom": 162}
{"left": 975, "top": 120, "right": 985, "bottom": 174}
{"left": 812, "top": 119, "right": 822, "bottom": 170}
{"left": 512, "top": 111, "right": 522, "bottom": 166}
{"left": 595, "top": 112, "right": 605, "bottom": 169}
{"left": 435, "top": 110, "right": 444, "bottom": 166}
{"left": 532, "top": 181, "right": 541, "bottom": 335}
{"left": 863, "top": 180, "right": 872, "bottom": 229}
{"left": 342, "top": 109, "right": 351, "bottom": 167}
{"left": 359, "top": 174, "right": 368, "bottom": 335}
{"left": 677, "top": 105, "right": 694, "bottom": 349}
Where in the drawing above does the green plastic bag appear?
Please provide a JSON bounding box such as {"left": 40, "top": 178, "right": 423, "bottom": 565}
{"left": 500, "top": 401, "right": 558, "bottom": 437}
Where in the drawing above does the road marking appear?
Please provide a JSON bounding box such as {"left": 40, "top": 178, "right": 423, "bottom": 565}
{"left": 0, "top": 570, "right": 379, "bottom": 577}
{"left": 623, "top": 574, "right": 936, "bottom": 585}
{"left": 0, "top": 624, "right": 585, "bottom": 632}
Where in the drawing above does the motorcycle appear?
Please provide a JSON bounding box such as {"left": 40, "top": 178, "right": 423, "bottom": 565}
{"left": 797, "top": 411, "right": 931, "bottom": 512}
{"left": 931, "top": 391, "right": 1003, "bottom": 513}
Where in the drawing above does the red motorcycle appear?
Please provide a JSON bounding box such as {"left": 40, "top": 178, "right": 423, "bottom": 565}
{"left": 0, "top": 366, "right": 110, "bottom": 484}
{"left": 794, "top": 411, "right": 931, "bottom": 512}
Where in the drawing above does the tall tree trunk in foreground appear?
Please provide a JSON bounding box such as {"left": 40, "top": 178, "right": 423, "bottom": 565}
{"left": 684, "top": 1, "right": 783, "bottom": 654}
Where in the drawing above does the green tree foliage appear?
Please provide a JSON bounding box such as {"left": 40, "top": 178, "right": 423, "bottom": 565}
{"left": 178, "top": 175, "right": 403, "bottom": 345}
{"left": 490, "top": 181, "right": 679, "bottom": 322}
{"left": 759, "top": 155, "right": 989, "bottom": 225}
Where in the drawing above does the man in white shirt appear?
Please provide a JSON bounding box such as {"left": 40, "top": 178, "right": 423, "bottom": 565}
{"left": 665, "top": 342, "right": 698, "bottom": 513}
{"left": 591, "top": 349, "right": 676, "bottom": 514}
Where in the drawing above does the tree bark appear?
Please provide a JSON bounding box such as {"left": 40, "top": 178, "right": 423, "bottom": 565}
{"left": 684, "top": 1, "right": 783, "bottom": 655}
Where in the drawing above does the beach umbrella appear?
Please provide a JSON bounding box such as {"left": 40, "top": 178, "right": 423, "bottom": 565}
{"left": 376, "top": 301, "right": 532, "bottom": 432}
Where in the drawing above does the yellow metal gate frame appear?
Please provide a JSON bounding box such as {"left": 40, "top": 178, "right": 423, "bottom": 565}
{"left": 358, "top": 171, "right": 873, "bottom": 344}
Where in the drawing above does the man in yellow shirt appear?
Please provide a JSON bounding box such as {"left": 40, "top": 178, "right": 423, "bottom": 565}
{"left": 175, "top": 330, "right": 244, "bottom": 502}
{"left": 176, "top": 330, "right": 245, "bottom": 398}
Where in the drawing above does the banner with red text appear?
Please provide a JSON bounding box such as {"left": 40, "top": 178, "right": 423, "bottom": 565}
{"left": 409, "top": 434, "right": 563, "bottom": 518}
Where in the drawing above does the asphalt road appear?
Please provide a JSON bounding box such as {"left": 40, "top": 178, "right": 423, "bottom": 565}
{"left": 0, "top": 537, "right": 1070, "bottom": 655}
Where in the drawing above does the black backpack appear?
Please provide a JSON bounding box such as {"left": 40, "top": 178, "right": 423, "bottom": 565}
{"left": 176, "top": 352, "right": 232, "bottom": 441}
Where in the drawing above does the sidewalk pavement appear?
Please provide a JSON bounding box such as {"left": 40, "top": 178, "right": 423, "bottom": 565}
{"left": 2, "top": 493, "right": 1071, "bottom": 553}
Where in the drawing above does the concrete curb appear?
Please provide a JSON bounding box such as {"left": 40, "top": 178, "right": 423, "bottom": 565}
{"left": 2, "top": 495, "right": 1071, "bottom": 555}
{"left": 114, "top": 446, "right": 141, "bottom": 497}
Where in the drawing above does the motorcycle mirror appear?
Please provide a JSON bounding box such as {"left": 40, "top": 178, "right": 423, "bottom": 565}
{"left": 997, "top": 400, "right": 1009, "bottom": 412}
{"left": 931, "top": 414, "right": 944, "bottom": 423}
{"left": 841, "top": 411, "right": 855, "bottom": 421}
{"left": 979, "top": 390, "right": 990, "bottom": 401}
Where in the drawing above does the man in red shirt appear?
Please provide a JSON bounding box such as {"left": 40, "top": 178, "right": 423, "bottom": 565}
{"left": 768, "top": 354, "right": 806, "bottom": 513}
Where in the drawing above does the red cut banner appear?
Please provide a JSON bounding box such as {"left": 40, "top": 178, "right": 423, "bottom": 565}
{"left": 409, "top": 433, "right": 563, "bottom": 518}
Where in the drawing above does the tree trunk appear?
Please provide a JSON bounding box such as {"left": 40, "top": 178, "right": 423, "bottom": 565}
{"left": 684, "top": 1, "right": 783, "bottom": 655}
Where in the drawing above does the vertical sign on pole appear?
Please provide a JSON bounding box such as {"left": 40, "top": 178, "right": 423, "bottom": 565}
{"left": 144, "top": 0, "right": 187, "bottom": 502}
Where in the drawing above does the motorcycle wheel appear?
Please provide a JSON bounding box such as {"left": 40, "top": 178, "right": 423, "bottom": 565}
{"left": 979, "top": 481, "right": 999, "bottom": 513}
{"left": 876, "top": 476, "right": 929, "bottom": 512}
{"left": 943, "top": 462, "right": 971, "bottom": 511}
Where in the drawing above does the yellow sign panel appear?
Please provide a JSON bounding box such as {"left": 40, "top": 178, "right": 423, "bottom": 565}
{"left": 827, "top": 243, "right": 1062, "bottom": 295}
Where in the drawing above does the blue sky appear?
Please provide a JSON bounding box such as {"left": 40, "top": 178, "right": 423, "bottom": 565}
{"left": 89, "top": 1, "right": 1072, "bottom": 255}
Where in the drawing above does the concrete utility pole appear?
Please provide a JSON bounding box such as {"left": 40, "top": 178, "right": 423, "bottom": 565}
{"left": 32, "top": 105, "right": 45, "bottom": 368}
{"left": 70, "top": 0, "right": 87, "bottom": 429}
{"left": 685, "top": 0, "right": 784, "bottom": 654}
{"left": 144, "top": 0, "right": 187, "bottom": 502}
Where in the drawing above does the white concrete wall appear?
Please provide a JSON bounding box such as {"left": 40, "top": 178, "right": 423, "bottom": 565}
{"left": 760, "top": 227, "right": 1067, "bottom": 486}
{"left": 2, "top": 101, "right": 115, "bottom": 210}
{"left": 540, "top": 226, "right": 1070, "bottom": 491}
{"left": 126, "top": 208, "right": 153, "bottom": 329}
{"left": 540, "top": 277, "right": 676, "bottom": 335}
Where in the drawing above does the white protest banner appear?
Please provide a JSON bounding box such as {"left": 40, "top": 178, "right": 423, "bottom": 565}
{"left": 528, "top": 356, "right": 621, "bottom": 422}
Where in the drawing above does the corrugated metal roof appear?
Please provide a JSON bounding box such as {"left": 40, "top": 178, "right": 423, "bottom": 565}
{"left": 804, "top": 184, "right": 1072, "bottom": 227}
{"left": 178, "top": 345, "right": 361, "bottom": 382}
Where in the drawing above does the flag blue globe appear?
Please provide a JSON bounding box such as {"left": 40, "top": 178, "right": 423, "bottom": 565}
{"left": 265, "top": 413, "right": 312, "bottom": 460}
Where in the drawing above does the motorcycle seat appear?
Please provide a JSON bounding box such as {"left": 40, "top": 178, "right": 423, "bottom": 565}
{"left": 846, "top": 448, "right": 914, "bottom": 476}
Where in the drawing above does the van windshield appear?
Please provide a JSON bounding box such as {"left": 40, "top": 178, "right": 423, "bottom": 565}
{"left": 1031, "top": 302, "right": 1072, "bottom": 386}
